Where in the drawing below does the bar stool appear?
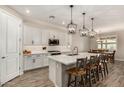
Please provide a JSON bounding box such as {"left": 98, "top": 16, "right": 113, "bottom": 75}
{"left": 99, "top": 54, "right": 109, "bottom": 78}
{"left": 85, "top": 56, "right": 98, "bottom": 87}
{"left": 95, "top": 55, "right": 104, "bottom": 81}
{"left": 66, "top": 57, "right": 87, "bottom": 87}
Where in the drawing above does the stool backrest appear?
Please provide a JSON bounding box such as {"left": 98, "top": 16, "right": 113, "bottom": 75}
{"left": 99, "top": 54, "right": 108, "bottom": 62}
{"left": 89, "top": 56, "right": 97, "bottom": 65}
{"left": 76, "top": 57, "right": 87, "bottom": 69}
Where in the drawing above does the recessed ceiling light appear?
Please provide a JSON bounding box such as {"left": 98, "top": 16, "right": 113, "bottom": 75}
{"left": 62, "top": 21, "right": 65, "bottom": 25}
{"left": 26, "top": 9, "right": 30, "bottom": 14}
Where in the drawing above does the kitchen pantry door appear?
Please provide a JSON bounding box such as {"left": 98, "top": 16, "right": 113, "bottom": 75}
{"left": 0, "top": 12, "right": 21, "bottom": 85}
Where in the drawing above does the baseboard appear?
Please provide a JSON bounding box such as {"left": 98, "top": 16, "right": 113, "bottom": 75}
{"left": 115, "top": 58, "right": 124, "bottom": 61}
{"left": 19, "top": 71, "right": 24, "bottom": 75}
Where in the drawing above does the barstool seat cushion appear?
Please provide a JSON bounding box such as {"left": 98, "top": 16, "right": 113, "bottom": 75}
{"left": 66, "top": 67, "right": 86, "bottom": 76}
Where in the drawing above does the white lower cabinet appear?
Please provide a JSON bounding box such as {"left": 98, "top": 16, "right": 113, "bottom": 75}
{"left": 32, "top": 55, "right": 42, "bottom": 69}
{"left": 24, "top": 54, "right": 49, "bottom": 71}
{"left": 24, "top": 56, "right": 33, "bottom": 71}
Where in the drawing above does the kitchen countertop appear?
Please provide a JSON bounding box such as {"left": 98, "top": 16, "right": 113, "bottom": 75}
{"left": 23, "top": 50, "right": 71, "bottom": 56}
{"left": 48, "top": 52, "right": 98, "bottom": 65}
{"left": 23, "top": 51, "right": 48, "bottom": 56}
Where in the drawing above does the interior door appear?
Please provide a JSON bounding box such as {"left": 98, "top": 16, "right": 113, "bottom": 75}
{"left": 1, "top": 12, "right": 20, "bottom": 84}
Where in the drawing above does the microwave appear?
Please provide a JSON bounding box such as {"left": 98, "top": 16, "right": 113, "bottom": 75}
{"left": 48, "top": 39, "right": 59, "bottom": 46}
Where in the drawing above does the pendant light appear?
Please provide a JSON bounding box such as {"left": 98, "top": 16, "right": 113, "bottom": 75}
{"left": 67, "top": 5, "right": 77, "bottom": 34}
{"left": 79, "top": 13, "right": 89, "bottom": 37}
{"left": 89, "top": 18, "right": 97, "bottom": 38}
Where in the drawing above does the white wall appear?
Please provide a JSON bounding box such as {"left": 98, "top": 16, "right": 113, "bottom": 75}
{"left": 72, "top": 33, "right": 90, "bottom": 52}
{"left": 90, "top": 31, "right": 124, "bottom": 61}
{"left": 90, "top": 38, "right": 97, "bottom": 49}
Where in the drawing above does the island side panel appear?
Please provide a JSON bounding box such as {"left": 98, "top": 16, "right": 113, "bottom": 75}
{"left": 49, "top": 59, "right": 64, "bottom": 87}
{"left": 49, "top": 59, "right": 57, "bottom": 86}
{"left": 49, "top": 58, "right": 76, "bottom": 87}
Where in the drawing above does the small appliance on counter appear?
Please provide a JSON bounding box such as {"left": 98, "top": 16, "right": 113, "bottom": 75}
{"left": 48, "top": 39, "right": 59, "bottom": 46}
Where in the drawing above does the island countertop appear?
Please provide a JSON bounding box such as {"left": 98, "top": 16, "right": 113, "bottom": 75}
{"left": 48, "top": 52, "right": 98, "bottom": 65}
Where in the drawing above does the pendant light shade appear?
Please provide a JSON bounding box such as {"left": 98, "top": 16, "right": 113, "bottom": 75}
{"left": 79, "top": 13, "right": 89, "bottom": 37}
{"left": 89, "top": 18, "right": 97, "bottom": 38}
{"left": 67, "top": 5, "right": 77, "bottom": 34}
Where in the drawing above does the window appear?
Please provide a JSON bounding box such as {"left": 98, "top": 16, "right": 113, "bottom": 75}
{"left": 97, "top": 36, "right": 117, "bottom": 51}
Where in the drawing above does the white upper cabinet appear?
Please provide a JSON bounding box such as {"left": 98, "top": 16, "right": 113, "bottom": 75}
{"left": 42, "top": 30, "right": 48, "bottom": 45}
{"left": 24, "top": 25, "right": 42, "bottom": 45}
{"left": 23, "top": 24, "right": 72, "bottom": 46}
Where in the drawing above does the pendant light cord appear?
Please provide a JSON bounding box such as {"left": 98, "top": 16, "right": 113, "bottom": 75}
{"left": 83, "top": 13, "right": 85, "bottom": 28}
{"left": 70, "top": 5, "right": 73, "bottom": 24}
{"left": 91, "top": 18, "right": 94, "bottom": 31}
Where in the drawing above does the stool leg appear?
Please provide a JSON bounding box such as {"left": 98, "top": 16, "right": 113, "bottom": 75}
{"left": 99, "top": 66, "right": 103, "bottom": 80}
{"left": 85, "top": 73, "right": 88, "bottom": 86}
{"left": 80, "top": 75, "right": 85, "bottom": 87}
{"left": 68, "top": 74, "right": 71, "bottom": 87}
{"left": 93, "top": 69, "right": 97, "bottom": 83}
{"left": 96, "top": 66, "right": 99, "bottom": 81}
{"left": 74, "top": 76, "right": 77, "bottom": 87}
{"left": 105, "top": 63, "right": 108, "bottom": 75}
{"left": 89, "top": 70, "right": 92, "bottom": 87}
{"left": 103, "top": 63, "right": 106, "bottom": 78}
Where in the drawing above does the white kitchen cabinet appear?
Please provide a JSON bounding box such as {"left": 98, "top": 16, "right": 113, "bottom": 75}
{"left": 24, "top": 25, "right": 42, "bottom": 45}
{"left": 24, "top": 56, "right": 33, "bottom": 71}
{"left": 24, "top": 53, "right": 49, "bottom": 71}
{"left": 42, "top": 31, "right": 48, "bottom": 45}
{"left": 32, "top": 55, "right": 42, "bottom": 69}
{"left": 24, "top": 55, "right": 41, "bottom": 71}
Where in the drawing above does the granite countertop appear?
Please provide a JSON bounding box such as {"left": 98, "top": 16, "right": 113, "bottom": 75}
{"left": 48, "top": 52, "right": 98, "bottom": 65}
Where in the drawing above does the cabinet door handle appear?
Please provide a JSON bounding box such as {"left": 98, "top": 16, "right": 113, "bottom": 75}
{"left": 33, "top": 59, "right": 35, "bottom": 63}
{"left": 1, "top": 57, "right": 6, "bottom": 59}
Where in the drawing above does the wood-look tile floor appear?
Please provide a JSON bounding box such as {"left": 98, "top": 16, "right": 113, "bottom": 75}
{"left": 3, "top": 67, "right": 54, "bottom": 87}
{"left": 2, "top": 61, "right": 124, "bottom": 87}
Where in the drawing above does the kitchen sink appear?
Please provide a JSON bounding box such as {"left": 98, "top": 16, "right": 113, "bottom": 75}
{"left": 67, "top": 54, "right": 78, "bottom": 56}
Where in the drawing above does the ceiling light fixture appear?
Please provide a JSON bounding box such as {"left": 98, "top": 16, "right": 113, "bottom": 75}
{"left": 79, "top": 13, "right": 89, "bottom": 37}
{"left": 62, "top": 21, "right": 65, "bottom": 25}
{"left": 89, "top": 18, "right": 97, "bottom": 38}
{"left": 26, "top": 9, "right": 30, "bottom": 14}
{"left": 67, "top": 5, "right": 77, "bottom": 34}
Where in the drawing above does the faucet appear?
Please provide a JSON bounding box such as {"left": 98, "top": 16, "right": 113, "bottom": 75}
{"left": 72, "top": 46, "right": 78, "bottom": 55}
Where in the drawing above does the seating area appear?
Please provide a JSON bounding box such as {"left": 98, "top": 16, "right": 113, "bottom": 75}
{"left": 66, "top": 54, "right": 110, "bottom": 87}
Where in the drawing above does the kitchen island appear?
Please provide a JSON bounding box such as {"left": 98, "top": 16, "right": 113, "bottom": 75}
{"left": 48, "top": 52, "right": 98, "bottom": 87}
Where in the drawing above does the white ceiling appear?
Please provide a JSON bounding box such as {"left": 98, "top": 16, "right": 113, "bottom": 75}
{"left": 10, "top": 5, "right": 124, "bottom": 33}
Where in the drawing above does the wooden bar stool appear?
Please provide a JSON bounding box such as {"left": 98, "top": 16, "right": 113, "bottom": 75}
{"left": 99, "top": 54, "right": 109, "bottom": 78}
{"left": 85, "top": 56, "right": 98, "bottom": 87}
{"left": 66, "top": 57, "right": 87, "bottom": 87}
{"left": 95, "top": 55, "right": 104, "bottom": 81}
